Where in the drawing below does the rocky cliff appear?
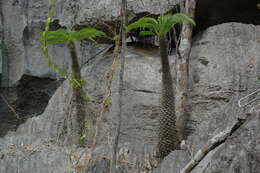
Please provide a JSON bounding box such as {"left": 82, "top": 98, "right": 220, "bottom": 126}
{"left": 0, "top": 0, "right": 260, "bottom": 173}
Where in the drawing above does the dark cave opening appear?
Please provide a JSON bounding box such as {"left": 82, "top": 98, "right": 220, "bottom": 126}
{"left": 194, "top": 0, "right": 260, "bottom": 35}
{"left": 0, "top": 75, "right": 63, "bottom": 137}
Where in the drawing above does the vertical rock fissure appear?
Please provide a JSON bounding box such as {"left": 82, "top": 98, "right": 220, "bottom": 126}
{"left": 0, "top": 0, "right": 9, "bottom": 87}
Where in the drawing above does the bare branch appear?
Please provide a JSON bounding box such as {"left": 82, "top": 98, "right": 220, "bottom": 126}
{"left": 180, "top": 115, "right": 248, "bottom": 173}
{"left": 175, "top": 0, "right": 196, "bottom": 142}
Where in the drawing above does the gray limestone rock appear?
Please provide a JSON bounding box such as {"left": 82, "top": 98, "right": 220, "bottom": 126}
{"left": 56, "top": 0, "right": 180, "bottom": 27}
{"left": 191, "top": 112, "right": 260, "bottom": 173}
{"left": 157, "top": 23, "right": 260, "bottom": 172}
{"left": 0, "top": 0, "right": 179, "bottom": 86}
{"left": 0, "top": 19, "right": 260, "bottom": 173}
{"left": 0, "top": 45, "right": 162, "bottom": 173}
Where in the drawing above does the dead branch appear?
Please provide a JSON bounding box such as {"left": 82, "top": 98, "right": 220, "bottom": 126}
{"left": 180, "top": 116, "right": 249, "bottom": 173}
{"left": 175, "top": 0, "right": 196, "bottom": 142}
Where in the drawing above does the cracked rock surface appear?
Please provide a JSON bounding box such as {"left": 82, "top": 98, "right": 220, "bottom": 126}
{"left": 0, "top": 22, "right": 259, "bottom": 173}
{"left": 191, "top": 113, "right": 260, "bottom": 173}
{"left": 0, "top": 0, "right": 179, "bottom": 86}
{"left": 0, "top": 0, "right": 260, "bottom": 170}
{"left": 156, "top": 23, "right": 260, "bottom": 173}
{"left": 0, "top": 46, "right": 162, "bottom": 173}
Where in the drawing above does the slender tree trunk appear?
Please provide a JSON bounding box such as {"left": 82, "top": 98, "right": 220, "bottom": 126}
{"left": 157, "top": 35, "right": 179, "bottom": 160}
{"left": 110, "top": 0, "right": 127, "bottom": 172}
{"left": 68, "top": 41, "right": 86, "bottom": 145}
{"left": 176, "top": 0, "right": 196, "bottom": 142}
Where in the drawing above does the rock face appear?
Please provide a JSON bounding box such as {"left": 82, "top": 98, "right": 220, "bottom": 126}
{"left": 1, "top": 0, "right": 260, "bottom": 172}
{"left": 156, "top": 23, "right": 260, "bottom": 172}
{"left": 188, "top": 22, "right": 260, "bottom": 152}
{"left": 0, "top": 22, "right": 259, "bottom": 173}
{"left": 0, "top": 45, "right": 162, "bottom": 173}
{"left": 0, "top": 0, "right": 70, "bottom": 86}
{"left": 0, "top": 0, "right": 178, "bottom": 86}
{"left": 191, "top": 113, "right": 260, "bottom": 173}
{"left": 1, "top": 0, "right": 259, "bottom": 86}
{"left": 56, "top": 0, "right": 179, "bottom": 27}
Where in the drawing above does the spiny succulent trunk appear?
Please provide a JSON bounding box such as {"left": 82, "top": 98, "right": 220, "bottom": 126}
{"left": 68, "top": 41, "right": 85, "bottom": 145}
{"left": 157, "top": 35, "right": 179, "bottom": 160}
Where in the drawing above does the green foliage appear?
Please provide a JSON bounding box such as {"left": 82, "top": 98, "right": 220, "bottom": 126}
{"left": 39, "top": 0, "right": 106, "bottom": 89}
{"left": 127, "top": 13, "right": 195, "bottom": 37}
{"left": 39, "top": 0, "right": 81, "bottom": 87}
{"left": 39, "top": 28, "right": 106, "bottom": 45}
{"left": 127, "top": 13, "right": 195, "bottom": 160}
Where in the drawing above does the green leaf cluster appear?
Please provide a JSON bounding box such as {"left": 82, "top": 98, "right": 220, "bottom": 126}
{"left": 39, "top": 0, "right": 106, "bottom": 89}
{"left": 39, "top": 0, "right": 81, "bottom": 88}
{"left": 127, "top": 13, "right": 195, "bottom": 37}
{"left": 39, "top": 28, "right": 106, "bottom": 45}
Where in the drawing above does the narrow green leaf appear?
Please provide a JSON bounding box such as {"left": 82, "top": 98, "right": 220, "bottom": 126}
{"left": 39, "top": 27, "right": 107, "bottom": 45}
{"left": 127, "top": 17, "right": 159, "bottom": 32}
{"left": 139, "top": 31, "right": 155, "bottom": 36}
{"left": 172, "top": 13, "right": 196, "bottom": 25}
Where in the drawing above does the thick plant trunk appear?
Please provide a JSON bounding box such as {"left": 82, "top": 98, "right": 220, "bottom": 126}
{"left": 176, "top": 0, "right": 196, "bottom": 142}
{"left": 110, "top": 0, "right": 127, "bottom": 172}
{"left": 157, "top": 35, "right": 179, "bottom": 160}
{"left": 68, "top": 41, "right": 86, "bottom": 145}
